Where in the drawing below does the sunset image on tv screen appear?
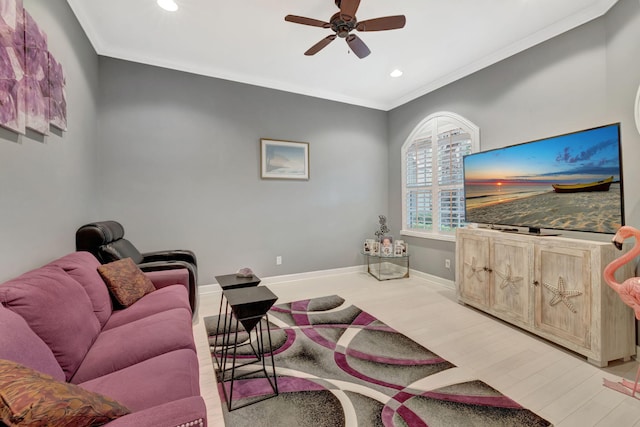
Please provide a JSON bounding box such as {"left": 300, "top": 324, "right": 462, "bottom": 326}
{"left": 463, "top": 123, "right": 623, "bottom": 234}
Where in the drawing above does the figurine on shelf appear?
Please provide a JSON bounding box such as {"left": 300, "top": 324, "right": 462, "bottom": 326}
{"left": 374, "top": 215, "right": 389, "bottom": 240}
{"left": 236, "top": 267, "right": 254, "bottom": 278}
{"left": 602, "top": 226, "right": 640, "bottom": 398}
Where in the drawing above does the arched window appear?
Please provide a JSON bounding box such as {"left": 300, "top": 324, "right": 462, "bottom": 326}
{"left": 401, "top": 112, "right": 480, "bottom": 240}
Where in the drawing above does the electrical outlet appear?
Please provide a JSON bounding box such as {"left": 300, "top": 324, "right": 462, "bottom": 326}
{"left": 445, "top": 259, "right": 451, "bottom": 269}
{"left": 276, "top": 256, "right": 282, "bottom": 265}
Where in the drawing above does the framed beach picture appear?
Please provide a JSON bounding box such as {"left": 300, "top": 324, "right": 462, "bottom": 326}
{"left": 261, "top": 139, "right": 309, "bottom": 180}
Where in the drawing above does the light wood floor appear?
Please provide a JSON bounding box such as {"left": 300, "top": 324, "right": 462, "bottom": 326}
{"left": 192, "top": 271, "right": 640, "bottom": 427}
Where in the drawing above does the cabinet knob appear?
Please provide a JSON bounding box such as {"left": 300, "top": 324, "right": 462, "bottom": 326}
{"left": 484, "top": 266, "right": 493, "bottom": 273}
{"left": 533, "top": 280, "right": 540, "bottom": 287}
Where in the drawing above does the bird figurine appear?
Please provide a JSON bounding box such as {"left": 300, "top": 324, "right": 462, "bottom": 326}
{"left": 602, "top": 225, "right": 640, "bottom": 398}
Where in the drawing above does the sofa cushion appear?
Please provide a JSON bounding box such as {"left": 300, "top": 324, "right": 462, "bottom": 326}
{"left": 70, "top": 308, "right": 195, "bottom": 384}
{"left": 50, "top": 251, "right": 113, "bottom": 327}
{"left": 98, "top": 258, "right": 156, "bottom": 307}
{"left": 79, "top": 349, "right": 200, "bottom": 412}
{"left": 0, "top": 359, "right": 130, "bottom": 426}
{"left": 0, "top": 305, "right": 65, "bottom": 381}
{"left": 102, "top": 285, "right": 190, "bottom": 331}
{"left": 0, "top": 266, "right": 101, "bottom": 381}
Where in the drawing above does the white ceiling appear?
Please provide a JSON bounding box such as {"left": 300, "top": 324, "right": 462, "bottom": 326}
{"left": 66, "top": 0, "right": 618, "bottom": 111}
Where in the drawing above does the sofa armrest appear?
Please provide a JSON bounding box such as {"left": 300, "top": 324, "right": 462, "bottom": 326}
{"left": 138, "top": 261, "right": 194, "bottom": 288}
{"left": 137, "top": 260, "right": 198, "bottom": 317}
{"left": 104, "top": 396, "right": 207, "bottom": 427}
{"left": 143, "top": 268, "right": 189, "bottom": 290}
{"left": 141, "top": 250, "right": 197, "bottom": 267}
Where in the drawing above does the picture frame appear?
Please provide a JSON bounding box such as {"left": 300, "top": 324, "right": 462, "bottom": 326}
{"left": 261, "top": 138, "right": 309, "bottom": 180}
{"left": 394, "top": 242, "right": 403, "bottom": 257}
{"left": 380, "top": 236, "right": 394, "bottom": 257}
{"left": 394, "top": 240, "right": 407, "bottom": 257}
{"left": 370, "top": 241, "right": 380, "bottom": 256}
{"left": 363, "top": 238, "right": 375, "bottom": 254}
{"left": 381, "top": 244, "right": 393, "bottom": 257}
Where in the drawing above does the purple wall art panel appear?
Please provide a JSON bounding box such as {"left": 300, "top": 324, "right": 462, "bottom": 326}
{"left": 48, "top": 53, "right": 66, "bottom": 130}
{"left": 24, "top": 9, "right": 48, "bottom": 135}
{"left": 0, "top": 0, "right": 26, "bottom": 134}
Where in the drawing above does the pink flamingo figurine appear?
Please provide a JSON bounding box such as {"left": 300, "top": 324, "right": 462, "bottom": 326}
{"left": 602, "top": 225, "right": 640, "bottom": 398}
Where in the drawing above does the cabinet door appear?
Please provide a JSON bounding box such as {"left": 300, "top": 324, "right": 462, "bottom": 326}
{"left": 458, "top": 234, "right": 490, "bottom": 307}
{"left": 534, "top": 245, "right": 591, "bottom": 348}
{"left": 490, "top": 238, "right": 530, "bottom": 324}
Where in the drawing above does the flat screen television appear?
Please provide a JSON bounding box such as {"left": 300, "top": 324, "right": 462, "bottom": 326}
{"left": 463, "top": 123, "right": 624, "bottom": 235}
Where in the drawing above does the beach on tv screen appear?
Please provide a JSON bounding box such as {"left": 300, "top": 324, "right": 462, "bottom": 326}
{"left": 463, "top": 124, "right": 624, "bottom": 234}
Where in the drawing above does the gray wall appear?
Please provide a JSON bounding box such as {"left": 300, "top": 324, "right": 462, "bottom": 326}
{"left": 388, "top": 0, "right": 640, "bottom": 280}
{"left": 0, "top": 0, "right": 99, "bottom": 282}
{"left": 2, "top": 0, "right": 639, "bottom": 287}
{"left": 96, "top": 58, "right": 388, "bottom": 283}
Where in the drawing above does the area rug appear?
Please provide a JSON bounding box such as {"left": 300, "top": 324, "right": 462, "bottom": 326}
{"left": 205, "top": 295, "right": 552, "bottom": 426}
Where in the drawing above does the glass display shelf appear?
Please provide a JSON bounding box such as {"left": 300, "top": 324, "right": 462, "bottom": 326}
{"left": 362, "top": 253, "right": 410, "bottom": 281}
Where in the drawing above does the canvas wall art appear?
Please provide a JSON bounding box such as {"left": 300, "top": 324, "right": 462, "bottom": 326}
{"left": 260, "top": 139, "right": 310, "bottom": 180}
{"left": 24, "top": 9, "right": 48, "bottom": 134}
{"left": 48, "top": 53, "right": 66, "bottom": 130}
{"left": 0, "top": 0, "right": 25, "bottom": 134}
{"left": 0, "top": 0, "right": 66, "bottom": 135}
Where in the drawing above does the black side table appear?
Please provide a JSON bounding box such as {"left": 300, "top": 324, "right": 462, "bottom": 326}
{"left": 219, "top": 286, "right": 279, "bottom": 411}
{"left": 210, "top": 274, "right": 261, "bottom": 370}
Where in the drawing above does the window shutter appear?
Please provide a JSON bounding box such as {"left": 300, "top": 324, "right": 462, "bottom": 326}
{"left": 406, "top": 138, "right": 432, "bottom": 188}
{"left": 436, "top": 129, "right": 471, "bottom": 231}
{"left": 437, "top": 130, "right": 471, "bottom": 186}
{"left": 401, "top": 113, "right": 479, "bottom": 238}
{"left": 407, "top": 190, "right": 433, "bottom": 230}
{"left": 405, "top": 138, "right": 433, "bottom": 230}
{"left": 439, "top": 189, "right": 466, "bottom": 231}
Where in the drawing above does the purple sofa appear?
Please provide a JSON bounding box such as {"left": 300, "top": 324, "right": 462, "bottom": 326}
{"left": 0, "top": 251, "right": 207, "bottom": 426}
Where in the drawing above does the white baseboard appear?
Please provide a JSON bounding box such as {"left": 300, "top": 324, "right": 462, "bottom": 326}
{"left": 410, "top": 269, "right": 455, "bottom": 290}
{"left": 198, "top": 265, "right": 366, "bottom": 295}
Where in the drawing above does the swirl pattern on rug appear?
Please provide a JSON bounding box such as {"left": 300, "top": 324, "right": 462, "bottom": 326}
{"left": 206, "top": 295, "right": 551, "bottom": 426}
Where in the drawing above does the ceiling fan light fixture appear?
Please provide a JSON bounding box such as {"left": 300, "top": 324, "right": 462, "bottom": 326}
{"left": 390, "top": 69, "right": 403, "bottom": 78}
{"left": 157, "top": 0, "right": 178, "bottom": 12}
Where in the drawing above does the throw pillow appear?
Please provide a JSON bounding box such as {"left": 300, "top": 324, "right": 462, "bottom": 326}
{"left": 97, "top": 258, "right": 156, "bottom": 307}
{"left": 0, "top": 359, "right": 130, "bottom": 426}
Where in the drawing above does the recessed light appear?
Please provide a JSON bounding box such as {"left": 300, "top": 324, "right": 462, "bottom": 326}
{"left": 157, "top": 0, "right": 178, "bottom": 12}
{"left": 390, "top": 69, "right": 403, "bottom": 78}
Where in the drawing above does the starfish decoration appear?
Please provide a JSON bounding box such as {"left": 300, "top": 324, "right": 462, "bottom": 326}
{"left": 495, "top": 264, "right": 523, "bottom": 292}
{"left": 542, "top": 276, "right": 583, "bottom": 314}
{"left": 464, "top": 257, "right": 485, "bottom": 282}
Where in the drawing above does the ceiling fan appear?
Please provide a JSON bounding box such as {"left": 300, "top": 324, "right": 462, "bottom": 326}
{"left": 284, "top": 0, "right": 406, "bottom": 59}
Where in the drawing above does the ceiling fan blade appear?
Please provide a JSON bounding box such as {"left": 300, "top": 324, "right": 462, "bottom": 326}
{"left": 346, "top": 34, "right": 370, "bottom": 59}
{"left": 356, "top": 15, "right": 406, "bottom": 32}
{"left": 339, "top": 0, "right": 361, "bottom": 22}
{"left": 285, "top": 15, "right": 331, "bottom": 28}
{"left": 305, "top": 35, "right": 337, "bottom": 56}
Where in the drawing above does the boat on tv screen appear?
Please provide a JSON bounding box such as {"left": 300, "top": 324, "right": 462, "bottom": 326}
{"left": 463, "top": 123, "right": 624, "bottom": 234}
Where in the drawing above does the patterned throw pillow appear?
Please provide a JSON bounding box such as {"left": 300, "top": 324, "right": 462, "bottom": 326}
{"left": 97, "top": 258, "right": 156, "bottom": 307}
{"left": 0, "top": 359, "right": 130, "bottom": 426}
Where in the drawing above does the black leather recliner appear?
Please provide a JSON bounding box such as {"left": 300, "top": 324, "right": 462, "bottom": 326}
{"left": 75, "top": 221, "right": 198, "bottom": 316}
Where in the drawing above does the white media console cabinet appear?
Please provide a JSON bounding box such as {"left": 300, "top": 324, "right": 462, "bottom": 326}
{"left": 455, "top": 227, "right": 635, "bottom": 367}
